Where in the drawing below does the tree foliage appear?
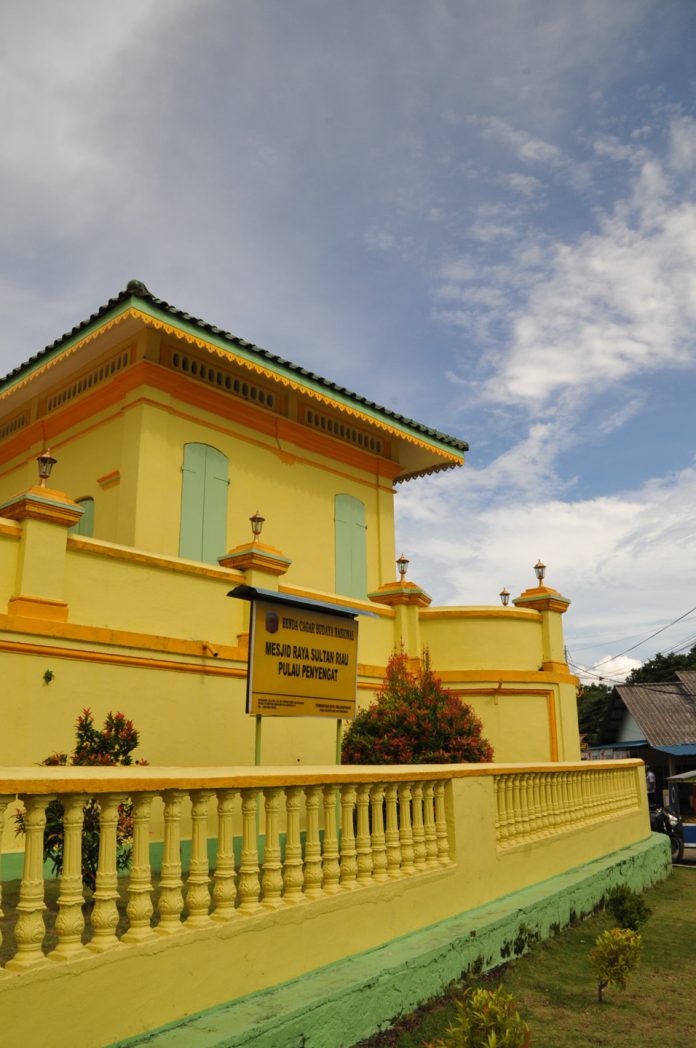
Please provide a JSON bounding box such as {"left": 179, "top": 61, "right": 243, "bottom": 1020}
{"left": 591, "top": 927, "right": 642, "bottom": 1002}
{"left": 626, "top": 642, "right": 696, "bottom": 684}
{"left": 426, "top": 986, "right": 532, "bottom": 1048}
{"left": 342, "top": 649, "right": 493, "bottom": 765}
{"left": 577, "top": 683, "right": 612, "bottom": 743}
{"left": 15, "top": 708, "right": 146, "bottom": 890}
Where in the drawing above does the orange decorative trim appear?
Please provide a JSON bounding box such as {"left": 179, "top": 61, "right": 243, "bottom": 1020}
{"left": 0, "top": 613, "right": 245, "bottom": 662}
{"left": 541, "top": 660, "right": 571, "bottom": 674}
{"left": 218, "top": 541, "right": 291, "bottom": 576}
{"left": 368, "top": 580, "right": 432, "bottom": 608}
{"left": 0, "top": 520, "right": 21, "bottom": 538}
{"left": 437, "top": 668, "right": 579, "bottom": 686}
{"left": 0, "top": 637, "right": 248, "bottom": 678}
{"left": 0, "top": 486, "right": 83, "bottom": 527}
{"left": 67, "top": 535, "right": 246, "bottom": 583}
{"left": 8, "top": 595, "right": 69, "bottom": 622}
{"left": 420, "top": 607, "right": 538, "bottom": 621}
{"left": 513, "top": 585, "right": 570, "bottom": 614}
{"left": 97, "top": 470, "right": 120, "bottom": 490}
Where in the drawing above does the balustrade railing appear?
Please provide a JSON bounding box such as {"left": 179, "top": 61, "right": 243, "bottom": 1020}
{"left": 494, "top": 765, "right": 641, "bottom": 850}
{"left": 0, "top": 768, "right": 453, "bottom": 973}
{"left": 0, "top": 761, "right": 644, "bottom": 974}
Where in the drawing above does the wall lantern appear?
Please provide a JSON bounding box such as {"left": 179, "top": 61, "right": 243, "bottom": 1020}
{"left": 36, "top": 449, "right": 57, "bottom": 488}
{"left": 249, "top": 510, "right": 265, "bottom": 541}
{"left": 499, "top": 587, "right": 510, "bottom": 607}
{"left": 534, "top": 559, "right": 546, "bottom": 585}
{"left": 396, "top": 553, "right": 409, "bottom": 580}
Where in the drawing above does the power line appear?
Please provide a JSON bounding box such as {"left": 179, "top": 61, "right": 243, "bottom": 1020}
{"left": 608, "top": 605, "right": 696, "bottom": 660}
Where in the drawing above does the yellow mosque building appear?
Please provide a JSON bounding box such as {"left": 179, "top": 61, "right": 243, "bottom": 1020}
{"left": 0, "top": 282, "right": 667, "bottom": 1048}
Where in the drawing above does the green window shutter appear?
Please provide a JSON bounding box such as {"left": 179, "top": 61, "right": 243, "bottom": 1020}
{"left": 335, "top": 494, "right": 367, "bottom": 599}
{"left": 69, "top": 497, "right": 95, "bottom": 537}
{"left": 179, "top": 444, "right": 229, "bottom": 563}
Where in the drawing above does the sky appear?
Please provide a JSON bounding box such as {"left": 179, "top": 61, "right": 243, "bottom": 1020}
{"left": 1, "top": 0, "right": 696, "bottom": 683}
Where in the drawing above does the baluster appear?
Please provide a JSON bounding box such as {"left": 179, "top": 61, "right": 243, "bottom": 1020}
{"left": 369, "top": 784, "right": 388, "bottom": 882}
{"left": 385, "top": 783, "right": 402, "bottom": 878}
{"left": 123, "top": 792, "right": 156, "bottom": 942}
{"left": 411, "top": 782, "right": 427, "bottom": 870}
{"left": 572, "top": 772, "right": 583, "bottom": 824}
{"left": 557, "top": 774, "right": 570, "bottom": 829}
{"left": 339, "top": 785, "right": 358, "bottom": 890}
{"left": 7, "top": 794, "right": 54, "bottom": 970}
{"left": 434, "top": 781, "right": 452, "bottom": 865}
{"left": 541, "top": 774, "right": 555, "bottom": 836}
{"left": 303, "top": 786, "right": 324, "bottom": 899}
{"left": 156, "top": 789, "right": 185, "bottom": 934}
{"left": 510, "top": 776, "right": 522, "bottom": 843}
{"left": 494, "top": 778, "right": 506, "bottom": 847}
{"left": 283, "top": 787, "right": 305, "bottom": 904}
{"left": 260, "top": 788, "right": 283, "bottom": 909}
{"left": 321, "top": 785, "right": 340, "bottom": 895}
{"left": 519, "top": 774, "right": 532, "bottom": 840}
{"left": 186, "top": 790, "right": 213, "bottom": 927}
{"left": 89, "top": 793, "right": 126, "bottom": 953}
{"left": 355, "top": 784, "right": 373, "bottom": 886}
{"left": 212, "top": 789, "right": 238, "bottom": 922}
{"left": 238, "top": 789, "right": 261, "bottom": 914}
{"left": 423, "top": 782, "right": 439, "bottom": 868}
{"left": 51, "top": 795, "right": 87, "bottom": 961}
{"left": 0, "top": 796, "right": 11, "bottom": 972}
{"left": 398, "top": 783, "right": 416, "bottom": 875}
{"left": 528, "top": 775, "right": 542, "bottom": 839}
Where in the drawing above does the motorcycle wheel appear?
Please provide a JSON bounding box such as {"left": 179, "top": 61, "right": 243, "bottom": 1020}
{"left": 671, "top": 835, "right": 684, "bottom": 863}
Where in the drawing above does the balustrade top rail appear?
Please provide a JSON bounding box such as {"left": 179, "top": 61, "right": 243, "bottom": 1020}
{"left": 0, "top": 759, "right": 644, "bottom": 795}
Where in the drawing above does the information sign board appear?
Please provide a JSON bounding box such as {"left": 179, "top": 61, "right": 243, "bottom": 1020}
{"left": 247, "top": 599, "right": 358, "bottom": 718}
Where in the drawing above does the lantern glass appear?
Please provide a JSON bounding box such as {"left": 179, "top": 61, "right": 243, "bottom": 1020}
{"left": 534, "top": 559, "right": 546, "bottom": 584}
{"left": 250, "top": 510, "right": 265, "bottom": 539}
{"left": 396, "top": 553, "right": 409, "bottom": 580}
{"left": 499, "top": 588, "right": 510, "bottom": 607}
{"left": 36, "top": 449, "right": 57, "bottom": 487}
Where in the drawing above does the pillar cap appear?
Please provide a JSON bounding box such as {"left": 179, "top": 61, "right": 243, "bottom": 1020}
{"left": 0, "top": 486, "right": 83, "bottom": 528}
{"left": 512, "top": 585, "right": 570, "bottom": 614}
{"left": 218, "top": 541, "right": 291, "bottom": 577}
{"left": 368, "top": 580, "right": 432, "bottom": 608}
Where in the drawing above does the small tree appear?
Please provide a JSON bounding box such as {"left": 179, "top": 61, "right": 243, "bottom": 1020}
{"left": 605, "top": 884, "right": 651, "bottom": 932}
{"left": 591, "top": 927, "right": 642, "bottom": 1003}
{"left": 342, "top": 649, "right": 493, "bottom": 764}
{"left": 426, "top": 986, "right": 531, "bottom": 1048}
{"left": 15, "top": 708, "right": 146, "bottom": 890}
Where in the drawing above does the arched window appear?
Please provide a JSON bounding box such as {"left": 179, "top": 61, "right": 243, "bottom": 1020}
{"left": 335, "top": 494, "right": 367, "bottom": 598}
{"left": 68, "top": 497, "right": 95, "bottom": 537}
{"left": 179, "top": 444, "right": 229, "bottom": 563}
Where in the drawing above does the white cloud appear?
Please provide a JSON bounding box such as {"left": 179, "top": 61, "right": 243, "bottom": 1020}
{"left": 482, "top": 118, "right": 696, "bottom": 406}
{"left": 466, "top": 116, "right": 566, "bottom": 168}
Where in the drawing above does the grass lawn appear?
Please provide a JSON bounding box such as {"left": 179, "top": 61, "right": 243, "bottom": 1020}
{"left": 359, "top": 866, "right": 696, "bottom": 1048}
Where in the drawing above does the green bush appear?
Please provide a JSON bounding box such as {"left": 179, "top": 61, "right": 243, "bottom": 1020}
{"left": 426, "top": 986, "right": 531, "bottom": 1047}
{"left": 15, "top": 708, "right": 146, "bottom": 890}
{"left": 591, "top": 927, "right": 642, "bottom": 1002}
{"left": 342, "top": 649, "right": 493, "bottom": 764}
{"left": 605, "top": 884, "right": 651, "bottom": 931}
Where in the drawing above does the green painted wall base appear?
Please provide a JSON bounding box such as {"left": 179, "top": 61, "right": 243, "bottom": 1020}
{"left": 114, "top": 834, "right": 670, "bottom": 1048}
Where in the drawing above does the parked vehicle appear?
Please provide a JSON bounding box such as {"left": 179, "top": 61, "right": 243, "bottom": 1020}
{"left": 650, "top": 805, "right": 684, "bottom": 863}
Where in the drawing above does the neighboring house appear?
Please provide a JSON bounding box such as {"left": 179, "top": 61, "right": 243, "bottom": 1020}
{"left": 0, "top": 280, "right": 580, "bottom": 774}
{"left": 595, "top": 671, "right": 696, "bottom": 798}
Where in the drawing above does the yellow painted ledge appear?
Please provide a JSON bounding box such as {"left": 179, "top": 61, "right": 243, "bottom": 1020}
{"left": 67, "top": 535, "right": 246, "bottom": 583}
{"left": 0, "top": 758, "right": 645, "bottom": 795}
{"left": 420, "top": 606, "right": 539, "bottom": 621}
{"left": 439, "top": 668, "right": 580, "bottom": 686}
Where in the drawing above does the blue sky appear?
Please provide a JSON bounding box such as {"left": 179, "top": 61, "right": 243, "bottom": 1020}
{"left": 2, "top": 1, "right": 696, "bottom": 681}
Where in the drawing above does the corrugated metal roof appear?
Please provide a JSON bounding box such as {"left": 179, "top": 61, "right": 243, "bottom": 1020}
{"left": 0, "top": 280, "right": 469, "bottom": 457}
{"left": 675, "top": 670, "right": 696, "bottom": 694}
{"left": 612, "top": 683, "right": 696, "bottom": 747}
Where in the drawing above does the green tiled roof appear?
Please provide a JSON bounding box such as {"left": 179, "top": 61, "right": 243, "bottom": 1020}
{"left": 0, "top": 280, "right": 468, "bottom": 456}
